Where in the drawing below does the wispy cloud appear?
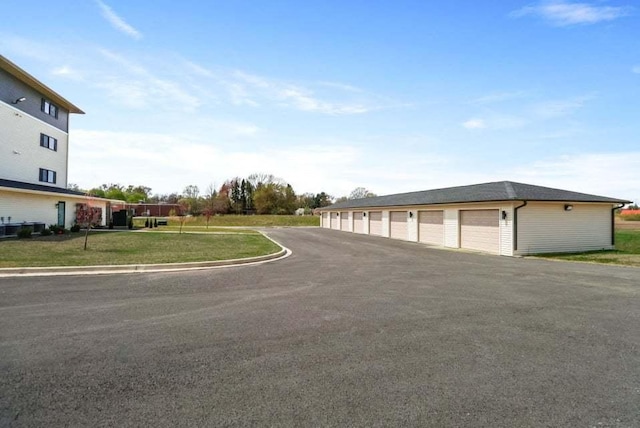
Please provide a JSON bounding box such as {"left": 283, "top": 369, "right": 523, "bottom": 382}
{"left": 462, "top": 118, "right": 486, "bottom": 129}
{"left": 511, "top": 1, "right": 630, "bottom": 26}
{"left": 632, "top": 65, "right": 640, "bottom": 74}
{"left": 96, "top": 0, "right": 142, "bottom": 40}
{"left": 462, "top": 113, "right": 527, "bottom": 130}
{"left": 51, "top": 65, "right": 83, "bottom": 80}
{"left": 530, "top": 94, "right": 593, "bottom": 118}
{"left": 99, "top": 49, "right": 200, "bottom": 111}
{"left": 69, "top": 129, "right": 361, "bottom": 195}
{"left": 508, "top": 152, "right": 640, "bottom": 201}
{"left": 231, "top": 71, "right": 381, "bottom": 115}
{"left": 470, "top": 91, "right": 528, "bottom": 104}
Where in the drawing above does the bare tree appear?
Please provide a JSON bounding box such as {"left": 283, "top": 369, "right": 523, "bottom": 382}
{"left": 77, "top": 194, "right": 102, "bottom": 250}
{"left": 349, "top": 187, "right": 377, "bottom": 200}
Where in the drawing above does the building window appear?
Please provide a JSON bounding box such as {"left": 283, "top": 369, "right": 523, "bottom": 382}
{"left": 40, "top": 133, "right": 58, "bottom": 151}
{"left": 41, "top": 98, "right": 59, "bottom": 118}
{"left": 39, "top": 168, "right": 57, "bottom": 184}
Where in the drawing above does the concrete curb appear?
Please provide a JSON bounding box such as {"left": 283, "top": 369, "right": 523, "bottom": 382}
{"left": 0, "top": 232, "right": 291, "bottom": 278}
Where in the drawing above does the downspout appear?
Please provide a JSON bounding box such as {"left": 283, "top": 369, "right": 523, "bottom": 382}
{"left": 611, "top": 203, "right": 625, "bottom": 246}
{"left": 513, "top": 201, "right": 528, "bottom": 253}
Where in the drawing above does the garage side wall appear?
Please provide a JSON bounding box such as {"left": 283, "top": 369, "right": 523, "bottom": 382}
{"left": 515, "top": 203, "right": 613, "bottom": 255}
{"left": 500, "top": 205, "right": 514, "bottom": 257}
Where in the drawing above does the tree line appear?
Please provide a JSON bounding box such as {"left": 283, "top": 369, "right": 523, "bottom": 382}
{"left": 69, "top": 173, "right": 376, "bottom": 215}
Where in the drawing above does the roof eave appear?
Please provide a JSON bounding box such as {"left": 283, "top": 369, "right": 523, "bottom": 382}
{"left": 320, "top": 198, "right": 630, "bottom": 211}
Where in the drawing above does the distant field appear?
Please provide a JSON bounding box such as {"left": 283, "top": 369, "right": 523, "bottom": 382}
{"left": 616, "top": 221, "right": 640, "bottom": 230}
{"left": 134, "top": 215, "right": 319, "bottom": 228}
{"left": 539, "top": 230, "right": 640, "bottom": 267}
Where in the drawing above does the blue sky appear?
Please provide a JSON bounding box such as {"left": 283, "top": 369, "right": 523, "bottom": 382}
{"left": 2, "top": 1, "right": 639, "bottom": 202}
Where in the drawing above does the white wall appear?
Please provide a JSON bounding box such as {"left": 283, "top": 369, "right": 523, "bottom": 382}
{"left": 407, "top": 210, "right": 418, "bottom": 242}
{"left": 0, "top": 189, "right": 108, "bottom": 228}
{"left": 499, "top": 205, "right": 514, "bottom": 257}
{"left": 515, "top": 202, "right": 613, "bottom": 255}
{"left": 363, "top": 211, "right": 370, "bottom": 234}
{"left": 381, "top": 211, "right": 390, "bottom": 237}
{"left": 444, "top": 209, "right": 459, "bottom": 248}
{"left": 0, "top": 101, "right": 68, "bottom": 188}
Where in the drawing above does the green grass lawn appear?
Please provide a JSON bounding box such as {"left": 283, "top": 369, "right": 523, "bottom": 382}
{"left": 134, "top": 215, "right": 319, "bottom": 228}
{"left": 538, "top": 230, "right": 640, "bottom": 267}
{"left": 0, "top": 231, "right": 281, "bottom": 268}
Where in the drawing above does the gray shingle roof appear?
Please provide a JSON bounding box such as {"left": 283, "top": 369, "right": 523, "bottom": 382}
{"left": 322, "top": 181, "right": 630, "bottom": 210}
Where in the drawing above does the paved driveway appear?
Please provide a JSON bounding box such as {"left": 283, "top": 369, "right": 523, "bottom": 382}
{"left": 1, "top": 228, "right": 639, "bottom": 427}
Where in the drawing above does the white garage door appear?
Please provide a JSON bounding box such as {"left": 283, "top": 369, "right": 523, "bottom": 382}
{"left": 418, "top": 211, "right": 444, "bottom": 246}
{"left": 330, "top": 213, "right": 340, "bottom": 230}
{"left": 390, "top": 211, "right": 407, "bottom": 240}
{"left": 321, "top": 212, "right": 328, "bottom": 228}
{"left": 460, "top": 210, "right": 499, "bottom": 254}
{"left": 340, "top": 212, "right": 349, "bottom": 231}
{"left": 353, "top": 212, "right": 364, "bottom": 233}
{"left": 369, "top": 211, "right": 382, "bottom": 236}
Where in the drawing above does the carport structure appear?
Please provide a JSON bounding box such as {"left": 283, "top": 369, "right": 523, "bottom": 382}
{"left": 319, "top": 181, "right": 630, "bottom": 256}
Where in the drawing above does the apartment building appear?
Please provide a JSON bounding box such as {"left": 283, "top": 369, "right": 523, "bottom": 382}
{"left": 0, "top": 55, "right": 115, "bottom": 233}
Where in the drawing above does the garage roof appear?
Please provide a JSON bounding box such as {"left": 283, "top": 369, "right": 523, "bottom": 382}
{"left": 322, "top": 181, "right": 630, "bottom": 210}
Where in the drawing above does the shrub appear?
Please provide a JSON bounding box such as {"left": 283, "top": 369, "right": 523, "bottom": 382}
{"left": 17, "top": 227, "right": 33, "bottom": 239}
{"left": 40, "top": 228, "right": 53, "bottom": 236}
{"left": 70, "top": 224, "right": 81, "bottom": 233}
{"left": 128, "top": 218, "right": 133, "bottom": 229}
{"left": 48, "top": 224, "right": 67, "bottom": 235}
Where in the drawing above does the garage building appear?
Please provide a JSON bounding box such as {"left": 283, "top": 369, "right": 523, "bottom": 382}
{"left": 319, "top": 181, "right": 629, "bottom": 256}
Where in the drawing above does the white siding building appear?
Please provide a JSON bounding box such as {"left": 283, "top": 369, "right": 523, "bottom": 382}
{"left": 0, "top": 55, "right": 117, "bottom": 235}
{"left": 319, "top": 181, "right": 629, "bottom": 257}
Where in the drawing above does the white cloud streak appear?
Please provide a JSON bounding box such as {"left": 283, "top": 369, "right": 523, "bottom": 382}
{"left": 511, "top": 1, "right": 629, "bottom": 26}
{"left": 470, "top": 91, "right": 528, "bottom": 104}
{"left": 99, "top": 49, "right": 201, "bottom": 111}
{"left": 508, "top": 152, "right": 640, "bottom": 201}
{"left": 96, "top": 0, "right": 142, "bottom": 40}
{"left": 530, "top": 94, "right": 593, "bottom": 118}
{"left": 462, "top": 118, "right": 486, "bottom": 129}
{"left": 69, "top": 130, "right": 361, "bottom": 195}
{"left": 231, "top": 71, "right": 377, "bottom": 115}
{"left": 632, "top": 65, "right": 640, "bottom": 74}
{"left": 51, "top": 65, "right": 83, "bottom": 80}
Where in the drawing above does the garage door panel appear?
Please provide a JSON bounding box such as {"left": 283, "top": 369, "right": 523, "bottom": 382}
{"left": 460, "top": 210, "right": 499, "bottom": 254}
{"left": 390, "top": 211, "right": 407, "bottom": 240}
{"left": 353, "top": 212, "right": 364, "bottom": 234}
{"left": 330, "top": 213, "right": 340, "bottom": 230}
{"left": 369, "top": 211, "right": 382, "bottom": 236}
{"left": 321, "top": 212, "right": 328, "bottom": 228}
{"left": 340, "top": 212, "right": 349, "bottom": 231}
{"left": 419, "top": 211, "right": 444, "bottom": 245}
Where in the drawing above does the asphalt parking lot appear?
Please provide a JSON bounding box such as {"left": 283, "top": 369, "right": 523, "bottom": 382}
{"left": 1, "top": 228, "right": 639, "bottom": 427}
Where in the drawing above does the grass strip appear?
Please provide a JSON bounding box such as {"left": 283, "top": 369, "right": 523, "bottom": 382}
{"left": 0, "top": 231, "right": 280, "bottom": 268}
